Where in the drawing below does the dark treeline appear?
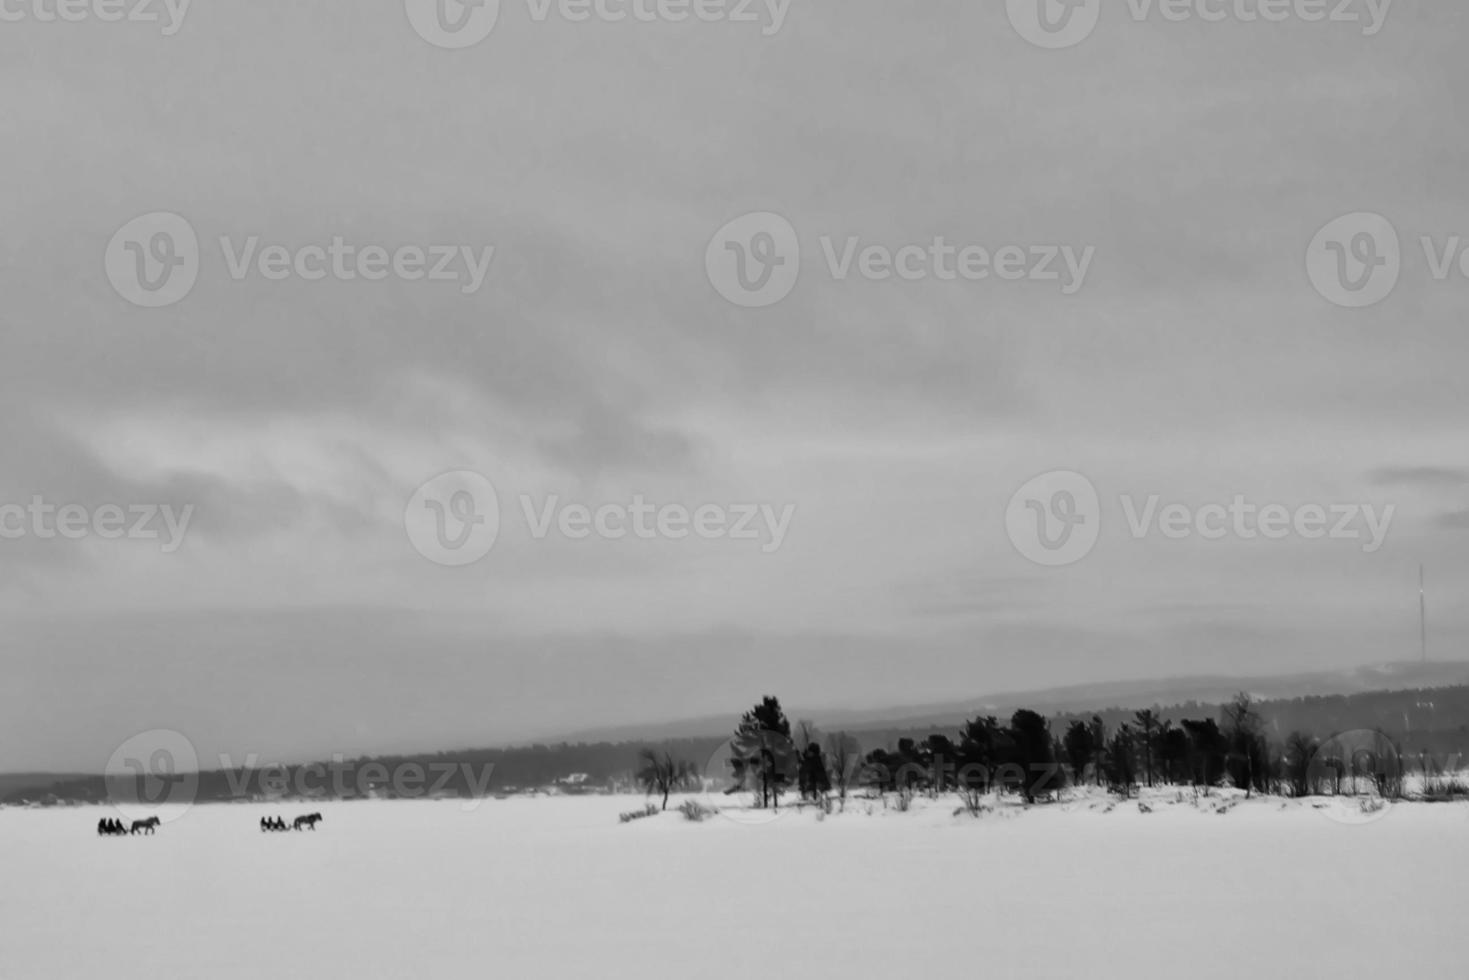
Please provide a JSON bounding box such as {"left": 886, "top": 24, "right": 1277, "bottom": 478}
{"left": 694, "top": 695, "right": 1261, "bottom": 806}
{"left": 845, "top": 698, "right": 1267, "bottom": 801}
{"left": 698, "top": 689, "right": 1462, "bottom": 811}
{"left": 7, "top": 685, "right": 1467, "bottom": 806}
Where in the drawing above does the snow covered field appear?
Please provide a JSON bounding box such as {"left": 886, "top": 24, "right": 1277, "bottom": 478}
{"left": 5, "top": 791, "right": 1467, "bottom": 979}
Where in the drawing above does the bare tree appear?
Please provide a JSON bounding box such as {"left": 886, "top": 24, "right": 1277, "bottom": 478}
{"left": 795, "top": 719, "right": 820, "bottom": 752}
{"left": 1284, "top": 731, "right": 1316, "bottom": 797}
{"left": 825, "top": 732, "right": 860, "bottom": 809}
{"left": 636, "top": 749, "right": 682, "bottom": 811}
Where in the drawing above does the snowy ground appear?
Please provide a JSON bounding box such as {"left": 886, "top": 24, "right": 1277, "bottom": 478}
{"left": 5, "top": 789, "right": 1467, "bottom": 979}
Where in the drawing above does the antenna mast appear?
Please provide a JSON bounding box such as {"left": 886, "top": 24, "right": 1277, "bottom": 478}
{"left": 1419, "top": 564, "right": 1428, "bottom": 665}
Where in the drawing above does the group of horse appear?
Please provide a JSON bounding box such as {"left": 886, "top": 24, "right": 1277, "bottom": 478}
{"left": 95, "top": 812, "right": 324, "bottom": 836}
{"left": 97, "top": 816, "right": 160, "bottom": 836}
{"left": 261, "top": 812, "right": 323, "bottom": 832}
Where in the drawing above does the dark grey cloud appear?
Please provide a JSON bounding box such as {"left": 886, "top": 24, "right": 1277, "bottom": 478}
{"left": 1372, "top": 467, "right": 1469, "bottom": 489}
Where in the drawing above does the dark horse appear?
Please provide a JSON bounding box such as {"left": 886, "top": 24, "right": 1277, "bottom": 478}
{"left": 292, "top": 812, "right": 323, "bottom": 831}
{"left": 129, "top": 816, "right": 161, "bottom": 835}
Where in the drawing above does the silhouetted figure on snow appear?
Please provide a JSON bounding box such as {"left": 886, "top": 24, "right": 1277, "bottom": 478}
{"left": 98, "top": 817, "right": 133, "bottom": 836}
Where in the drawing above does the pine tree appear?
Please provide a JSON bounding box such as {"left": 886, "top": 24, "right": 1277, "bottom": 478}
{"left": 730, "top": 696, "right": 794, "bottom": 809}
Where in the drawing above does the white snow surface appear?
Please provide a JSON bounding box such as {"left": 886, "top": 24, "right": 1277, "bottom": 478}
{"left": 5, "top": 790, "right": 1467, "bottom": 979}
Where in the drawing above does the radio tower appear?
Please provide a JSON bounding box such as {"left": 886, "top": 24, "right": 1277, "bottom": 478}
{"left": 1419, "top": 564, "right": 1428, "bottom": 664}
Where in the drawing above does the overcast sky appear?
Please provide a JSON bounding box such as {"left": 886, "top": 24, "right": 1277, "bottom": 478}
{"left": 1, "top": 1, "right": 1466, "bottom": 772}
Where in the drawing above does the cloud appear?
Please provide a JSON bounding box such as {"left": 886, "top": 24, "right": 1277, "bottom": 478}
{"left": 1436, "top": 509, "right": 1469, "bottom": 530}
{"left": 4, "top": 1, "right": 1469, "bottom": 765}
{"left": 1371, "top": 467, "right": 1469, "bottom": 489}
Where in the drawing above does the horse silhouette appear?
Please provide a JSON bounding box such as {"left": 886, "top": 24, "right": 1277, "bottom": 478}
{"left": 292, "top": 812, "right": 323, "bottom": 831}
{"left": 129, "top": 816, "right": 161, "bottom": 835}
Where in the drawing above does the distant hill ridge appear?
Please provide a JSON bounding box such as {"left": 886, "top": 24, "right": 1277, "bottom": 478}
{"left": 541, "top": 660, "right": 1469, "bottom": 744}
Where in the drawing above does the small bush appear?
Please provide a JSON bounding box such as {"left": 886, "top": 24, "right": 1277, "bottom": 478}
{"left": 956, "top": 789, "right": 990, "bottom": 817}
{"left": 678, "top": 799, "right": 716, "bottom": 822}
{"left": 1420, "top": 776, "right": 1469, "bottom": 802}
{"left": 1359, "top": 797, "right": 1388, "bottom": 817}
{"left": 619, "top": 803, "right": 660, "bottom": 824}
